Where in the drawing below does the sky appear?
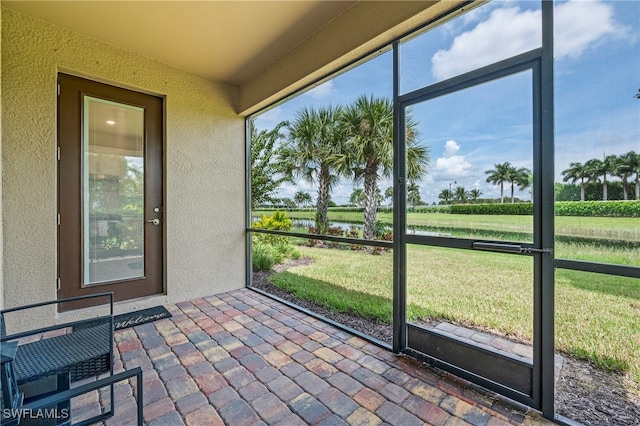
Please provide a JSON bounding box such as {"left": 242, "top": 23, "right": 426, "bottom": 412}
{"left": 254, "top": 0, "right": 640, "bottom": 206}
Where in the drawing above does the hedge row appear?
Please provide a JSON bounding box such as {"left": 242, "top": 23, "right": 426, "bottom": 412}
{"left": 449, "top": 201, "right": 639, "bottom": 217}
{"left": 449, "top": 203, "right": 533, "bottom": 215}
{"left": 257, "top": 201, "right": 639, "bottom": 217}
{"left": 554, "top": 201, "right": 639, "bottom": 217}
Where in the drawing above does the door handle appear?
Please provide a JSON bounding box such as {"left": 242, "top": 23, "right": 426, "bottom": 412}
{"left": 146, "top": 218, "right": 160, "bottom": 225}
{"left": 472, "top": 242, "right": 552, "bottom": 255}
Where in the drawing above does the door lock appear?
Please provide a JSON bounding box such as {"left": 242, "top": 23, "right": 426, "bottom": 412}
{"left": 146, "top": 218, "right": 160, "bottom": 225}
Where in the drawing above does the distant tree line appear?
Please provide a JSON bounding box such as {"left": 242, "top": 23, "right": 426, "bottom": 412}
{"left": 561, "top": 151, "right": 639, "bottom": 201}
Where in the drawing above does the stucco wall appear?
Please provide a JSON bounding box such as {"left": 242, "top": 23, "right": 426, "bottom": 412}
{"left": 1, "top": 9, "right": 245, "bottom": 323}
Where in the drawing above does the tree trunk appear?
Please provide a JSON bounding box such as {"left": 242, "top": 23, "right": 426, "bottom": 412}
{"left": 603, "top": 175, "right": 608, "bottom": 201}
{"left": 316, "top": 165, "right": 330, "bottom": 234}
{"left": 580, "top": 179, "right": 585, "bottom": 201}
{"left": 636, "top": 177, "right": 639, "bottom": 200}
{"left": 511, "top": 182, "right": 515, "bottom": 204}
{"left": 363, "top": 161, "right": 378, "bottom": 240}
{"left": 622, "top": 178, "right": 629, "bottom": 201}
{"left": 500, "top": 183, "right": 504, "bottom": 204}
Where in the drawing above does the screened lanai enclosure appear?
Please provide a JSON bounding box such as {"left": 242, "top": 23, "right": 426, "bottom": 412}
{"left": 247, "top": 1, "right": 640, "bottom": 424}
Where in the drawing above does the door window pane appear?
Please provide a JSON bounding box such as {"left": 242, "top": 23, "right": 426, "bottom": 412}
{"left": 405, "top": 71, "right": 534, "bottom": 243}
{"left": 83, "top": 96, "right": 145, "bottom": 285}
{"left": 406, "top": 245, "right": 534, "bottom": 347}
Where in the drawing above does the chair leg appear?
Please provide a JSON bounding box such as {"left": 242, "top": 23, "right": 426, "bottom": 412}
{"left": 56, "top": 373, "right": 71, "bottom": 426}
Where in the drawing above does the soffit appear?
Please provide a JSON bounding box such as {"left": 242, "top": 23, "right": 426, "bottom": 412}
{"left": 2, "top": 0, "right": 357, "bottom": 86}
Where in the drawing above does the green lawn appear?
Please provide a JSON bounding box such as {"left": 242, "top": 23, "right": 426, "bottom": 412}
{"left": 267, "top": 244, "right": 640, "bottom": 384}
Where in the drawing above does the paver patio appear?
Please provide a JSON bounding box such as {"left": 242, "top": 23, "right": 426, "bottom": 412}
{"left": 72, "top": 289, "right": 555, "bottom": 425}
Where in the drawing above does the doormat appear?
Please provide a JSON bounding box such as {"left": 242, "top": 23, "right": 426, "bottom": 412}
{"left": 114, "top": 306, "right": 172, "bottom": 330}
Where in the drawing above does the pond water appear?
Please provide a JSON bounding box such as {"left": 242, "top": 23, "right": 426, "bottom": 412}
{"left": 289, "top": 219, "right": 449, "bottom": 237}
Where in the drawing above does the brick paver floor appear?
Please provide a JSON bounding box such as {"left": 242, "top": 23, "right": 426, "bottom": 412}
{"left": 72, "top": 289, "right": 556, "bottom": 425}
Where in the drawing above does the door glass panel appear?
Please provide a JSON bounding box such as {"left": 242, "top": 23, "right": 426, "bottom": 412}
{"left": 83, "top": 96, "right": 145, "bottom": 285}
{"left": 406, "top": 244, "right": 534, "bottom": 356}
{"left": 405, "top": 71, "right": 534, "bottom": 243}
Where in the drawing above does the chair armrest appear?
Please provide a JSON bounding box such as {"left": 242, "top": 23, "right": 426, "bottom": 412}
{"left": 1, "top": 293, "right": 113, "bottom": 342}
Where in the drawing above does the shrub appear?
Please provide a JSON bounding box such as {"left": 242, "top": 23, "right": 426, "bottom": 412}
{"left": 252, "top": 243, "right": 277, "bottom": 271}
{"left": 253, "top": 210, "right": 293, "bottom": 246}
{"left": 252, "top": 211, "right": 302, "bottom": 270}
{"left": 253, "top": 210, "right": 293, "bottom": 231}
{"left": 450, "top": 203, "right": 533, "bottom": 215}
{"left": 307, "top": 226, "right": 321, "bottom": 246}
{"left": 555, "top": 201, "right": 639, "bottom": 217}
{"left": 326, "top": 226, "right": 343, "bottom": 247}
{"left": 413, "top": 205, "right": 452, "bottom": 214}
{"left": 445, "top": 201, "right": 639, "bottom": 216}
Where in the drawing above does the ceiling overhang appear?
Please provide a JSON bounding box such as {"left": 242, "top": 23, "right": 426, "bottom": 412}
{"left": 2, "top": 1, "right": 465, "bottom": 115}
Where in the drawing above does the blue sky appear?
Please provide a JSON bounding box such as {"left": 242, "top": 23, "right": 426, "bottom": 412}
{"left": 255, "top": 0, "right": 640, "bottom": 206}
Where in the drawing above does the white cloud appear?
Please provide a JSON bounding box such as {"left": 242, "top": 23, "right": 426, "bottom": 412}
{"left": 431, "top": 1, "right": 628, "bottom": 81}
{"left": 433, "top": 140, "right": 473, "bottom": 179}
{"left": 431, "top": 7, "right": 539, "bottom": 80}
{"left": 554, "top": 1, "right": 629, "bottom": 59}
{"left": 443, "top": 140, "right": 461, "bottom": 157}
{"left": 308, "top": 80, "right": 336, "bottom": 100}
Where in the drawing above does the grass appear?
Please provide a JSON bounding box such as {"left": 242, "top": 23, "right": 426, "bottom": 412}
{"left": 268, "top": 244, "right": 640, "bottom": 383}
{"left": 271, "top": 248, "right": 394, "bottom": 322}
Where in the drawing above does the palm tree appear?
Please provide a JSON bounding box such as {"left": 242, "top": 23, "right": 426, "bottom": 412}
{"left": 438, "top": 188, "right": 453, "bottom": 204}
{"left": 384, "top": 186, "right": 394, "bottom": 207}
{"left": 614, "top": 152, "right": 638, "bottom": 201}
{"left": 485, "top": 162, "right": 512, "bottom": 204}
{"left": 375, "top": 187, "right": 384, "bottom": 207}
{"left": 350, "top": 188, "right": 365, "bottom": 207}
{"left": 584, "top": 158, "right": 604, "bottom": 200}
{"left": 512, "top": 167, "right": 532, "bottom": 203}
{"left": 586, "top": 155, "right": 617, "bottom": 201}
{"left": 279, "top": 106, "right": 345, "bottom": 233}
{"left": 562, "top": 162, "right": 589, "bottom": 201}
{"left": 407, "top": 183, "right": 421, "bottom": 211}
{"left": 469, "top": 188, "right": 481, "bottom": 202}
{"left": 293, "top": 191, "right": 312, "bottom": 207}
{"left": 625, "top": 151, "right": 640, "bottom": 200}
{"left": 454, "top": 186, "right": 468, "bottom": 204}
{"left": 340, "top": 96, "right": 429, "bottom": 239}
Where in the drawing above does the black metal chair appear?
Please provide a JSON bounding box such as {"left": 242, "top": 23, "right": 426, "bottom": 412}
{"left": 0, "top": 293, "right": 143, "bottom": 426}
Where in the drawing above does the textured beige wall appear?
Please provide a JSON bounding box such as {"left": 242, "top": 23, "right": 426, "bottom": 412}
{"left": 1, "top": 9, "right": 245, "bottom": 323}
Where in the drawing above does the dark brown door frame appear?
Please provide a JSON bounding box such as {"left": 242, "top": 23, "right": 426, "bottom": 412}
{"left": 58, "top": 73, "right": 164, "bottom": 310}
